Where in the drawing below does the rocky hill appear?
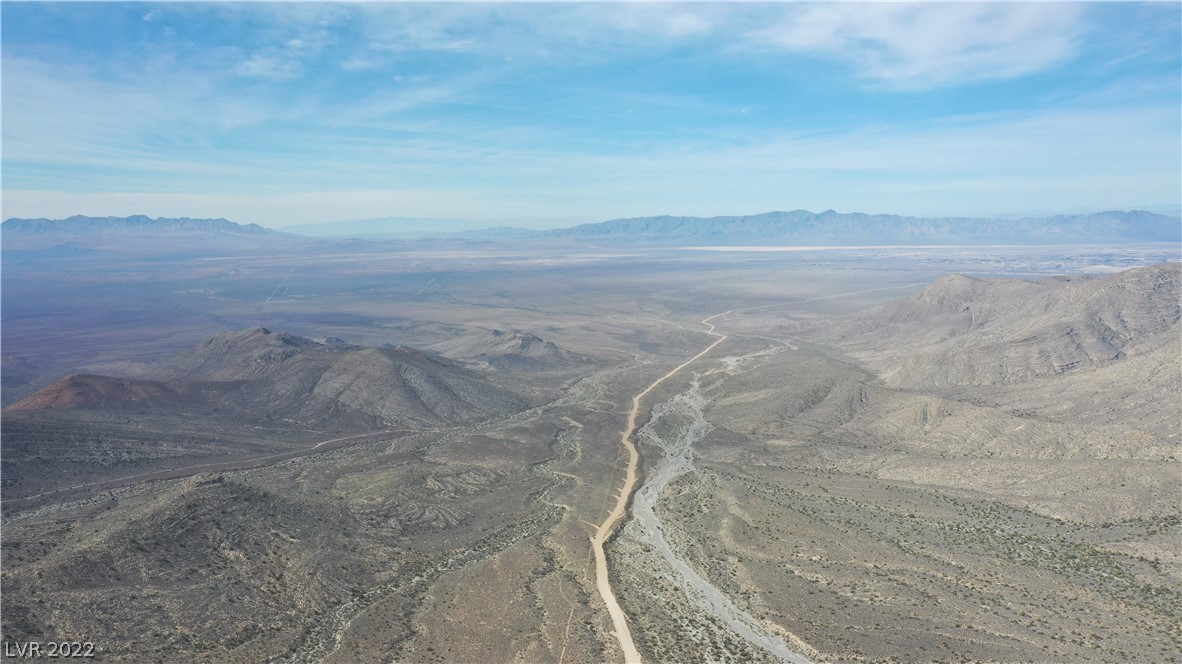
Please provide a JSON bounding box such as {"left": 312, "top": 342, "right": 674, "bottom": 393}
{"left": 810, "top": 262, "right": 1181, "bottom": 436}
{"left": 8, "top": 327, "right": 527, "bottom": 430}
{"left": 8, "top": 374, "right": 212, "bottom": 411}
{"left": 153, "top": 326, "right": 343, "bottom": 381}
{"left": 428, "top": 329, "right": 582, "bottom": 371}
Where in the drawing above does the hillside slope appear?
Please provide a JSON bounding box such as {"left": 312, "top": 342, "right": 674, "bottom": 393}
{"left": 9, "top": 327, "right": 527, "bottom": 430}
{"left": 809, "top": 263, "right": 1181, "bottom": 436}
{"left": 428, "top": 328, "right": 583, "bottom": 371}
{"left": 8, "top": 374, "right": 218, "bottom": 411}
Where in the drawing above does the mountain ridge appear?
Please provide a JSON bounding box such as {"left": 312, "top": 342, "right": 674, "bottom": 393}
{"left": 536, "top": 209, "right": 1180, "bottom": 245}
{"left": 810, "top": 262, "right": 1181, "bottom": 437}
{"left": 2, "top": 214, "right": 289, "bottom": 237}
{"left": 427, "top": 328, "right": 584, "bottom": 371}
{"left": 5, "top": 209, "right": 1177, "bottom": 246}
{"left": 8, "top": 326, "right": 529, "bottom": 430}
{"left": 1, "top": 215, "right": 303, "bottom": 254}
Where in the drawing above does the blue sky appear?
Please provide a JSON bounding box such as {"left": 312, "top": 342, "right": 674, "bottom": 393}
{"left": 2, "top": 2, "right": 1179, "bottom": 229}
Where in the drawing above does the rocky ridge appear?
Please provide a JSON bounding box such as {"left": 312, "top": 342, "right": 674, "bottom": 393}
{"left": 809, "top": 263, "right": 1181, "bottom": 437}
{"left": 8, "top": 327, "right": 528, "bottom": 430}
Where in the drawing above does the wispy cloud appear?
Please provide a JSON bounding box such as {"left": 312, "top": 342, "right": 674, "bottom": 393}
{"left": 752, "top": 3, "right": 1083, "bottom": 88}
{"left": 2, "top": 2, "right": 1177, "bottom": 225}
{"left": 85, "top": 4, "right": 1091, "bottom": 88}
{"left": 233, "top": 53, "right": 301, "bottom": 79}
{"left": 6, "top": 97, "right": 1175, "bottom": 223}
{"left": 568, "top": 3, "right": 721, "bottom": 40}
{"left": 231, "top": 22, "right": 336, "bottom": 79}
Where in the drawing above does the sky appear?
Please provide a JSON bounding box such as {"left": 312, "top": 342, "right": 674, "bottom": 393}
{"left": 2, "top": 2, "right": 1180, "bottom": 230}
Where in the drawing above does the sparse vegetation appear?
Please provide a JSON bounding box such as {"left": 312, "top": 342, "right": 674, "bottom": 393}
{"left": 3, "top": 237, "right": 1177, "bottom": 662}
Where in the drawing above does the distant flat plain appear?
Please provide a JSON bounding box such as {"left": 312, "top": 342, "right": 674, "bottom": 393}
{"left": 3, "top": 241, "right": 1172, "bottom": 403}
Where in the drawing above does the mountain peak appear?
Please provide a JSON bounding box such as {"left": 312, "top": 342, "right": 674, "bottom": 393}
{"left": 428, "top": 328, "right": 579, "bottom": 370}
{"left": 913, "top": 274, "right": 989, "bottom": 310}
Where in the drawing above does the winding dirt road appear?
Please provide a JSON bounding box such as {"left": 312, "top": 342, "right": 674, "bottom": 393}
{"left": 590, "top": 312, "right": 730, "bottom": 664}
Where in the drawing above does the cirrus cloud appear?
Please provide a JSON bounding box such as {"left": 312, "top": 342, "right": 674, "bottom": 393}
{"left": 753, "top": 3, "right": 1084, "bottom": 88}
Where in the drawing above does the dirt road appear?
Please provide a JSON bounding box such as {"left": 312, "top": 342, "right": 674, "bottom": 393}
{"left": 590, "top": 313, "right": 729, "bottom": 664}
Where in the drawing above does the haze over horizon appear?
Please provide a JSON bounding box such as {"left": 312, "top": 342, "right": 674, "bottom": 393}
{"left": 4, "top": 5, "right": 1182, "bottom": 662}
{"left": 3, "top": 2, "right": 1180, "bottom": 229}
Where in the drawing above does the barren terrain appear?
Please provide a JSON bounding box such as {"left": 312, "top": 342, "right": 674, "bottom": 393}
{"left": 2, "top": 236, "right": 1178, "bottom": 662}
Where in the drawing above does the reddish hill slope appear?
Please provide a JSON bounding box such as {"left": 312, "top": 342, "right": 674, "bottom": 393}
{"left": 8, "top": 328, "right": 528, "bottom": 430}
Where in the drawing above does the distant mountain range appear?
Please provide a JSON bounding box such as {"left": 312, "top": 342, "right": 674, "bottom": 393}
{"left": 534, "top": 209, "right": 1181, "bottom": 245}
{"left": 3, "top": 210, "right": 1179, "bottom": 248}
{"left": 2, "top": 214, "right": 285, "bottom": 237}
{"left": 1, "top": 214, "right": 299, "bottom": 254}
